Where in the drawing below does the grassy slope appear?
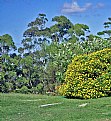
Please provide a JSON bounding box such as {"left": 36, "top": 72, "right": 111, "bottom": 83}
{"left": 0, "top": 93, "right": 111, "bottom": 121}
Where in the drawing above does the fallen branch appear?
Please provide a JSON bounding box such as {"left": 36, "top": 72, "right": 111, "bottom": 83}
{"left": 78, "top": 103, "right": 88, "bottom": 107}
{"left": 39, "top": 102, "right": 62, "bottom": 107}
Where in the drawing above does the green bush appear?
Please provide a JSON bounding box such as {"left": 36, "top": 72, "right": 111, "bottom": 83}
{"left": 58, "top": 48, "right": 111, "bottom": 99}
{"left": 31, "top": 83, "right": 43, "bottom": 94}
{"left": 1, "top": 82, "right": 14, "bottom": 93}
{"left": 15, "top": 86, "right": 29, "bottom": 94}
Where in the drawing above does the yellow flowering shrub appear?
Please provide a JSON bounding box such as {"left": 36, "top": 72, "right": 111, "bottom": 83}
{"left": 58, "top": 48, "right": 111, "bottom": 99}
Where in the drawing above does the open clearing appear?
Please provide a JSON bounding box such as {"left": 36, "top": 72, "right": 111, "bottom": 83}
{"left": 0, "top": 93, "right": 111, "bottom": 121}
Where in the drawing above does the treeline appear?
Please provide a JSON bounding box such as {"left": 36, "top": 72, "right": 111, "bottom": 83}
{"left": 0, "top": 14, "right": 111, "bottom": 94}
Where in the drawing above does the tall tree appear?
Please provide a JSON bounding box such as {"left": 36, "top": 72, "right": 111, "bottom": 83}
{"left": 97, "top": 17, "right": 111, "bottom": 39}
{"left": 0, "top": 34, "right": 16, "bottom": 55}
{"left": 50, "top": 15, "right": 73, "bottom": 42}
{"left": 0, "top": 34, "right": 17, "bottom": 92}
{"left": 22, "top": 13, "right": 49, "bottom": 53}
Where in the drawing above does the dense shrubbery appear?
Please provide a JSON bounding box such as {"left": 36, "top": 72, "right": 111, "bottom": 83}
{"left": 58, "top": 48, "right": 111, "bottom": 99}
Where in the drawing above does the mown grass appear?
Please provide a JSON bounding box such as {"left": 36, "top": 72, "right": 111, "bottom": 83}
{"left": 0, "top": 93, "right": 111, "bottom": 121}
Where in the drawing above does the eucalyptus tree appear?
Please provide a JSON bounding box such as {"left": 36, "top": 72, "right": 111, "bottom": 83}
{"left": 50, "top": 16, "right": 73, "bottom": 42}
{"left": 22, "top": 13, "right": 49, "bottom": 77}
{"left": 0, "top": 34, "right": 16, "bottom": 55}
{"left": 0, "top": 34, "right": 17, "bottom": 92}
{"left": 19, "top": 14, "right": 50, "bottom": 93}
{"left": 97, "top": 17, "right": 111, "bottom": 39}
{"left": 22, "top": 13, "right": 49, "bottom": 53}
{"left": 68, "top": 23, "right": 90, "bottom": 41}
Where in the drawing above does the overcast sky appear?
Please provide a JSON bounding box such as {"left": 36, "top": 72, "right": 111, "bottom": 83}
{"left": 0, "top": 0, "right": 111, "bottom": 47}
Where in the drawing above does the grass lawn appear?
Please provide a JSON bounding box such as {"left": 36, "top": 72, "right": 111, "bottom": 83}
{"left": 0, "top": 93, "right": 111, "bottom": 121}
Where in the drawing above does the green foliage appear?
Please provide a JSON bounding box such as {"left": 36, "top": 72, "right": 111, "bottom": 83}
{"left": 31, "top": 83, "right": 44, "bottom": 94}
{"left": 16, "top": 86, "right": 29, "bottom": 94}
{"left": 97, "top": 17, "right": 111, "bottom": 38}
{"left": 36, "top": 83, "right": 44, "bottom": 93}
{"left": 0, "top": 34, "right": 16, "bottom": 55}
{"left": 51, "top": 40, "right": 83, "bottom": 83}
{"left": 50, "top": 15, "right": 73, "bottom": 42}
{"left": 58, "top": 48, "right": 111, "bottom": 99}
{"left": 1, "top": 82, "right": 13, "bottom": 93}
{"left": 1, "top": 15, "right": 111, "bottom": 96}
{"left": 81, "top": 34, "right": 111, "bottom": 54}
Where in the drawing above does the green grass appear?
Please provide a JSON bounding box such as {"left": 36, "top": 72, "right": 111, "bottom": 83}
{"left": 0, "top": 93, "right": 111, "bottom": 121}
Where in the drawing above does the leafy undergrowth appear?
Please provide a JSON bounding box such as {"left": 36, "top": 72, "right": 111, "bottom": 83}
{"left": 0, "top": 93, "right": 111, "bottom": 121}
